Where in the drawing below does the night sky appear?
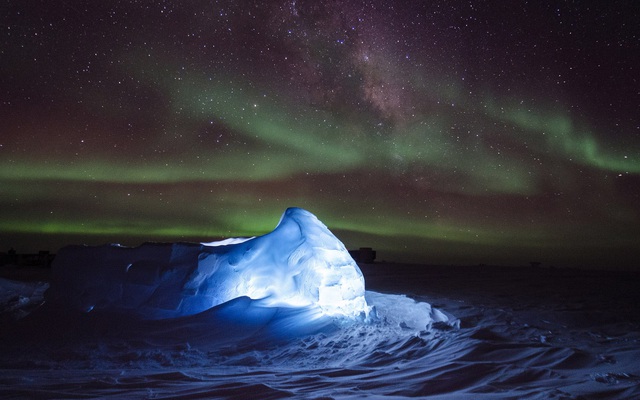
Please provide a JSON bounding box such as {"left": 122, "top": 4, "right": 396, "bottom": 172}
{"left": 2, "top": 1, "right": 639, "bottom": 269}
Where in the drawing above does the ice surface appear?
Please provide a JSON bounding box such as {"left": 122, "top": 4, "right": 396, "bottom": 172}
{"left": 3, "top": 260, "right": 638, "bottom": 398}
{"left": 46, "top": 207, "right": 369, "bottom": 319}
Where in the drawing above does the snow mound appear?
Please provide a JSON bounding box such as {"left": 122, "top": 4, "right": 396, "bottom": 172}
{"left": 46, "top": 208, "right": 370, "bottom": 319}
{"left": 0, "top": 278, "right": 48, "bottom": 321}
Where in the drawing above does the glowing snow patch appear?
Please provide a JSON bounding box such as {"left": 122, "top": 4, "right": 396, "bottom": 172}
{"left": 201, "top": 237, "right": 254, "bottom": 246}
{"left": 47, "top": 208, "right": 370, "bottom": 319}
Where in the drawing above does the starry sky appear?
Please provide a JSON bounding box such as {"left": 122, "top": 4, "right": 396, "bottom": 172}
{"left": 2, "top": 1, "right": 639, "bottom": 269}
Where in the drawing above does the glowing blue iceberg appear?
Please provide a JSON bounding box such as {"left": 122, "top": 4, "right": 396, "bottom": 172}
{"left": 46, "top": 208, "right": 370, "bottom": 319}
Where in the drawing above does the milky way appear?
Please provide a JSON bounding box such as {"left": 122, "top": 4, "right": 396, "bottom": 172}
{"left": 1, "top": 1, "right": 639, "bottom": 268}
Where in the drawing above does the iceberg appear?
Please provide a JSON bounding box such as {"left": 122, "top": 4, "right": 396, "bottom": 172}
{"left": 46, "top": 207, "right": 370, "bottom": 320}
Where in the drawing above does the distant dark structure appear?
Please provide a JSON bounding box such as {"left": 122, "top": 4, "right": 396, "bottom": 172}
{"left": 0, "top": 249, "right": 55, "bottom": 268}
{"left": 349, "top": 247, "right": 376, "bottom": 264}
{"left": 7, "top": 247, "right": 17, "bottom": 264}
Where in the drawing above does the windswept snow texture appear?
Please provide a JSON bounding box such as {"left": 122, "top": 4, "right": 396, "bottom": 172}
{"left": 2, "top": 256, "right": 640, "bottom": 398}
{"left": 46, "top": 207, "right": 370, "bottom": 319}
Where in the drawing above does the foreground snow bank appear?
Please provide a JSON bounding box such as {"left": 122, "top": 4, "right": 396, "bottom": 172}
{"left": 46, "top": 208, "right": 369, "bottom": 319}
{"left": 0, "top": 278, "right": 48, "bottom": 321}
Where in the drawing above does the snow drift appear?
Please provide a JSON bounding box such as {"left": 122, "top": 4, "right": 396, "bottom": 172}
{"left": 46, "top": 207, "right": 370, "bottom": 320}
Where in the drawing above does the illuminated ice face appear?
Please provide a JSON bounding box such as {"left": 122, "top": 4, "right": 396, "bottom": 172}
{"left": 48, "top": 208, "right": 370, "bottom": 319}
{"left": 194, "top": 207, "right": 370, "bottom": 317}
